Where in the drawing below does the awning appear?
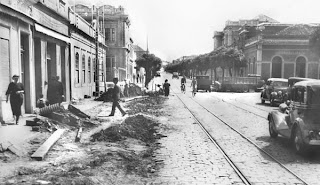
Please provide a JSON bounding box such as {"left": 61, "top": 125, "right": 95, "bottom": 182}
{"left": 35, "top": 23, "right": 70, "bottom": 43}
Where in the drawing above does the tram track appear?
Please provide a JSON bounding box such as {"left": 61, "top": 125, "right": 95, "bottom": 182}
{"left": 172, "top": 87, "right": 308, "bottom": 185}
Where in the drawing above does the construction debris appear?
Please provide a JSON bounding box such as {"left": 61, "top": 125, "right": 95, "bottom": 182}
{"left": 68, "top": 104, "right": 90, "bottom": 119}
{"left": 31, "top": 129, "right": 65, "bottom": 161}
{"left": 0, "top": 143, "right": 4, "bottom": 153}
{"left": 36, "top": 103, "right": 62, "bottom": 116}
{"left": 75, "top": 127, "right": 83, "bottom": 142}
{"left": 1, "top": 141, "right": 26, "bottom": 157}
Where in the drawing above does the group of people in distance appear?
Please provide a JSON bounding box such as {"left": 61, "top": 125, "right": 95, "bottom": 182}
{"left": 162, "top": 75, "right": 197, "bottom": 97}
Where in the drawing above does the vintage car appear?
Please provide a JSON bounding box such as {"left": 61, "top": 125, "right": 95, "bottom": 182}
{"left": 286, "top": 77, "right": 317, "bottom": 100}
{"left": 268, "top": 81, "right": 320, "bottom": 154}
{"left": 172, "top": 72, "right": 179, "bottom": 79}
{"left": 261, "top": 78, "right": 288, "bottom": 106}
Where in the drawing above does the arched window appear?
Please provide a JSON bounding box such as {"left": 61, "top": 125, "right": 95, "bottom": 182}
{"left": 272, "top": 56, "right": 282, "bottom": 78}
{"left": 296, "top": 56, "right": 306, "bottom": 78}
{"left": 75, "top": 52, "right": 80, "bottom": 83}
{"left": 88, "top": 57, "right": 91, "bottom": 83}
{"left": 82, "top": 54, "right": 86, "bottom": 83}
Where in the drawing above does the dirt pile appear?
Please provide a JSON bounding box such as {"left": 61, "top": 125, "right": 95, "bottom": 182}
{"left": 125, "top": 97, "right": 165, "bottom": 116}
{"left": 1, "top": 96, "right": 167, "bottom": 184}
{"left": 91, "top": 114, "right": 160, "bottom": 143}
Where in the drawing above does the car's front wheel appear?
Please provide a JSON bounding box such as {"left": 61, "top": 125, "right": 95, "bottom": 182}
{"left": 270, "top": 98, "right": 276, "bottom": 107}
{"left": 293, "top": 127, "right": 307, "bottom": 154}
{"left": 269, "top": 117, "right": 278, "bottom": 138}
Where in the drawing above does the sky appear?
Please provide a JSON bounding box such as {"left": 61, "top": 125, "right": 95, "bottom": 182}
{"left": 69, "top": 0, "right": 320, "bottom": 62}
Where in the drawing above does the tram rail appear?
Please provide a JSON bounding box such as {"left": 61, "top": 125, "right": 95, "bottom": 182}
{"left": 172, "top": 87, "right": 308, "bottom": 185}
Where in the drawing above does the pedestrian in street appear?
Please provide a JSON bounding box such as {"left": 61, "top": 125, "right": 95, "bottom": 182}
{"left": 191, "top": 77, "right": 197, "bottom": 97}
{"left": 163, "top": 79, "right": 171, "bottom": 97}
{"left": 6, "top": 75, "right": 24, "bottom": 124}
{"left": 47, "top": 76, "right": 64, "bottom": 105}
{"left": 109, "top": 78, "right": 126, "bottom": 117}
{"left": 137, "top": 74, "right": 139, "bottom": 83}
{"left": 124, "top": 79, "right": 129, "bottom": 97}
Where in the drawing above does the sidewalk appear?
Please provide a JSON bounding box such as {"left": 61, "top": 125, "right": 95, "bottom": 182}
{"left": 0, "top": 114, "right": 37, "bottom": 147}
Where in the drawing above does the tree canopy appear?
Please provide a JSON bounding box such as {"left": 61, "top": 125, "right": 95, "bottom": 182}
{"left": 135, "top": 53, "right": 162, "bottom": 87}
{"left": 165, "top": 47, "right": 247, "bottom": 79}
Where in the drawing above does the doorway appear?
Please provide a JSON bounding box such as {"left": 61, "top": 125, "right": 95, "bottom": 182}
{"left": 296, "top": 56, "right": 306, "bottom": 78}
{"left": 20, "top": 33, "right": 31, "bottom": 113}
{"left": 272, "top": 56, "right": 282, "bottom": 78}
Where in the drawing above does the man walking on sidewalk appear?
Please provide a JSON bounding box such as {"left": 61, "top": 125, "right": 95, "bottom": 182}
{"left": 109, "top": 78, "right": 126, "bottom": 117}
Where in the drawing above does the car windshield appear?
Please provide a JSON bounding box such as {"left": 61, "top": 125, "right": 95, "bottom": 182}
{"left": 272, "top": 81, "right": 288, "bottom": 87}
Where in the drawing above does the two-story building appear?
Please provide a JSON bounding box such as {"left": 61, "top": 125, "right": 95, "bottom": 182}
{"left": 213, "top": 15, "right": 320, "bottom": 81}
{"left": 0, "top": 0, "right": 70, "bottom": 122}
{"left": 0, "top": 0, "right": 106, "bottom": 123}
{"left": 69, "top": 6, "right": 107, "bottom": 98}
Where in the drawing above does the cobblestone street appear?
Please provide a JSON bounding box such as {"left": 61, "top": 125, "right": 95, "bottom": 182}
{"left": 152, "top": 94, "right": 243, "bottom": 184}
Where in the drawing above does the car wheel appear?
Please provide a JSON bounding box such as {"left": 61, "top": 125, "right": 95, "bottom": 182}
{"left": 293, "top": 127, "right": 307, "bottom": 155}
{"left": 269, "top": 118, "right": 278, "bottom": 138}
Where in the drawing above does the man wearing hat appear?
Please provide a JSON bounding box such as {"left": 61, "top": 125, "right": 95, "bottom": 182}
{"left": 47, "top": 76, "right": 64, "bottom": 105}
{"left": 109, "top": 78, "right": 126, "bottom": 116}
{"left": 5, "top": 75, "right": 24, "bottom": 124}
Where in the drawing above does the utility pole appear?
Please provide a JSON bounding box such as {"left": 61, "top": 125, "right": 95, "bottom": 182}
{"left": 95, "top": 7, "right": 99, "bottom": 95}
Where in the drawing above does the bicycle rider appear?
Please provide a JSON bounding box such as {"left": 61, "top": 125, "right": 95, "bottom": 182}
{"left": 181, "top": 75, "right": 186, "bottom": 93}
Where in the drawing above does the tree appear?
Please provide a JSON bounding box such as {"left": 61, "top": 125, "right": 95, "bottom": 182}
{"left": 135, "top": 53, "right": 162, "bottom": 88}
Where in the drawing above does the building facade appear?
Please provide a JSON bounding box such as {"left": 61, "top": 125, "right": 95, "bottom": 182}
{"left": 75, "top": 4, "right": 133, "bottom": 83}
{"left": 0, "top": 0, "right": 106, "bottom": 123}
{"left": 0, "top": 0, "right": 70, "bottom": 122}
{"left": 213, "top": 15, "right": 320, "bottom": 81}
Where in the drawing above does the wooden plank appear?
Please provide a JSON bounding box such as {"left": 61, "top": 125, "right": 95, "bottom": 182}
{"left": 75, "top": 127, "right": 83, "bottom": 142}
{"left": 1, "top": 141, "right": 26, "bottom": 156}
{"left": 31, "top": 129, "right": 65, "bottom": 161}
{"left": 7, "top": 143, "right": 26, "bottom": 157}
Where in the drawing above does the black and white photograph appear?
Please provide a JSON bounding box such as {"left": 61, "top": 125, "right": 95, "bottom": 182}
{"left": 1, "top": 0, "right": 320, "bottom": 184}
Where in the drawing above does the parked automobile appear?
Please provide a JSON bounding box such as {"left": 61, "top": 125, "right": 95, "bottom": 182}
{"left": 172, "top": 72, "right": 179, "bottom": 79}
{"left": 286, "top": 77, "right": 317, "bottom": 100}
{"left": 267, "top": 80, "right": 320, "bottom": 154}
{"left": 261, "top": 78, "right": 288, "bottom": 106}
{"left": 196, "top": 75, "right": 211, "bottom": 92}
